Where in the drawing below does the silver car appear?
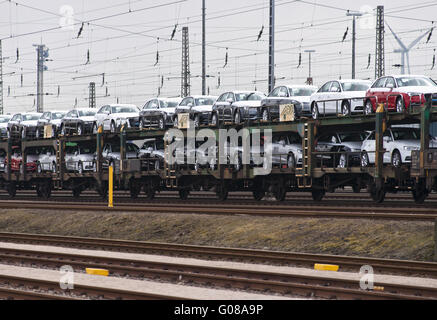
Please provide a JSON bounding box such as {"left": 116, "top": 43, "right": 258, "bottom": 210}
{"left": 65, "top": 144, "right": 96, "bottom": 173}
{"left": 36, "top": 110, "right": 66, "bottom": 138}
{"left": 37, "top": 147, "right": 57, "bottom": 173}
{"left": 102, "top": 142, "right": 139, "bottom": 167}
{"left": 140, "top": 98, "right": 182, "bottom": 129}
{"left": 139, "top": 138, "right": 165, "bottom": 170}
{"left": 8, "top": 112, "right": 43, "bottom": 139}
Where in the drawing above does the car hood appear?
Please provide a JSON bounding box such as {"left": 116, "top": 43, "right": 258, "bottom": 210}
{"left": 233, "top": 101, "right": 263, "bottom": 107}
{"left": 80, "top": 116, "right": 95, "bottom": 122}
{"left": 0, "top": 123, "right": 7, "bottom": 129}
{"left": 396, "top": 86, "right": 437, "bottom": 94}
{"left": 112, "top": 113, "right": 139, "bottom": 119}
{"left": 21, "top": 120, "right": 39, "bottom": 126}
{"left": 341, "top": 141, "right": 363, "bottom": 151}
{"left": 192, "top": 105, "right": 214, "bottom": 112}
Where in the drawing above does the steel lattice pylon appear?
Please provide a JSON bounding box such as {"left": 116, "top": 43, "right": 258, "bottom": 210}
{"left": 181, "top": 27, "right": 190, "bottom": 98}
{"left": 375, "top": 5, "right": 385, "bottom": 78}
{"left": 89, "top": 82, "right": 96, "bottom": 108}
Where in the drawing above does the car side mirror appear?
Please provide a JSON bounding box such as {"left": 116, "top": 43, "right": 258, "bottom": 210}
{"left": 187, "top": 103, "right": 193, "bottom": 108}
{"left": 386, "top": 83, "right": 394, "bottom": 89}
{"left": 226, "top": 98, "right": 234, "bottom": 104}
{"left": 383, "top": 136, "right": 391, "bottom": 143}
{"left": 148, "top": 147, "right": 153, "bottom": 152}
{"left": 330, "top": 87, "right": 339, "bottom": 92}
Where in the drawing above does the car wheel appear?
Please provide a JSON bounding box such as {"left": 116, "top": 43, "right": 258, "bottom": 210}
{"left": 396, "top": 97, "right": 405, "bottom": 113}
{"left": 311, "top": 103, "right": 319, "bottom": 120}
{"left": 287, "top": 153, "right": 296, "bottom": 169}
{"left": 234, "top": 111, "right": 241, "bottom": 125}
{"left": 211, "top": 113, "right": 218, "bottom": 127}
{"left": 78, "top": 162, "right": 83, "bottom": 174}
{"left": 338, "top": 153, "right": 347, "bottom": 168}
{"left": 392, "top": 150, "right": 402, "bottom": 167}
{"left": 139, "top": 118, "right": 145, "bottom": 130}
{"left": 194, "top": 114, "right": 200, "bottom": 128}
{"left": 77, "top": 124, "right": 83, "bottom": 136}
{"left": 364, "top": 100, "right": 374, "bottom": 115}
{"left": 341, "top": 101, "right": 351, "bottom": 116}
{"left": 173, "top": 116, "right": 179, "bottom": 128}
{"left": 110, "top": 121, "right": 116, "bottom": 133}
{"left": 158, "top": 117, "right": 165, "bottom": 130}
{"left": 233, "top": 153, "right": 242, "bottom": 171}
{"left": 361, "top": 151, "right": 369, "bottom": 167}
{"left": 262, "top": 109, "right": 270, "bottom": 122}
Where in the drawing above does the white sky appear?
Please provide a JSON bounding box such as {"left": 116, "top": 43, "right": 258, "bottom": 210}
{"left": 0, "top": 0, "right": 436, "bottom": 113}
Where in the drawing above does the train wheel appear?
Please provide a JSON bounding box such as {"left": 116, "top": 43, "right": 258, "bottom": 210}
{"left": 215, "top": 184, "right": 228, "bottom": 201}
{"left": 39, "top": 182, "right": 52, "bottom": 199}
{"left": 144, "top": 183, "right": 155, "bottom": 200}
{"left": 311, "top": 189, "right": 325, "bottom": 201}
{"left": 274, "top": 185, "right": 286, "bottom": 202}
{"left": 72, "top": 188, "right": 81, "bottom": 199}
{"left": 253, "top": 189, "right": 265, "bottom": 201}
{"left": 179, "top": 189, "right": 190, "bottom": 200}
{"left": 6, "top": 184, "right": 16, "bottom": 198}
{"left": 412, "top": 180, "right": 428, "bottom": 204}
{"left": 129, "top": 181, "right": 141, "bottom": 199}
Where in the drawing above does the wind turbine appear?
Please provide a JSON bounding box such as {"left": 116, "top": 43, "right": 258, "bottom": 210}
{"left": 386, "top": 23, "right": 433, "bottom": 74}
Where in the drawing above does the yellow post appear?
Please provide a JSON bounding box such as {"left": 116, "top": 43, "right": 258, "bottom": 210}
{"left": 108, "top": 165, "right": 114, "bottom": 208}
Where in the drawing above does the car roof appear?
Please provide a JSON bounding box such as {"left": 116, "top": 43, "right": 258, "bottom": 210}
{"left": 187, "top": 95, "right": 218, "bottom": 99}
{"left": 107, "top": 104, "right": 138, "bottom": 107}
{"left": 283, "top": 84, "right": 318, "bottom": 89}
{"left": 73, "top": 108, "right": 96, "bottom": 111}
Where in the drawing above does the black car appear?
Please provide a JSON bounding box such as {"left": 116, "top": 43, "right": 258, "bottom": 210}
{"left": 60, "top": 108, "right": 97, "bottom": 136}
{"left": 139, "top": 98, "right": 182, "bottom": 129}
{"left": 173, "top": 96, "right": 218, "bottom": 128}
{"left": 210, "top": 91, "right": 266, "bottom": 126}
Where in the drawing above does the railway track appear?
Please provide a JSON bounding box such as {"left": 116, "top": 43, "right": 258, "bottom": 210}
{"left": 0, "top": 232, "right": 436, "bottom": 299}
{"left": 0, "top": 199, "right": 435, "bottom": 220}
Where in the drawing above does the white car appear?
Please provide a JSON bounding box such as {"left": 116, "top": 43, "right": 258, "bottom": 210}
{"left": 36, "top": 110, "right": 66, "bottom": 138}
{"left": 266, "top": 85, "right": 318, "bottom": 114}
{"left": 310, "top": 79, "right": 371, "bottom": 119}
{"left": 95, "top": 104, "right": 140, "bottom": 133}
{"left": 271, "top": 133, "right": 303, "bottom": 168}
{"left": 0, "top": 115, "right": 12, "bottom": 138}
{"left": 139, "top": 97, "right": 182, "bottom": 129}
{"left": 65, "top": 144, "right": 96, "bottom": 173}
{"left": 361, "top": 127, "right": 437, "bottom": 167}
{"left": 37, "top": 147, "right": 57, "bottom": 173}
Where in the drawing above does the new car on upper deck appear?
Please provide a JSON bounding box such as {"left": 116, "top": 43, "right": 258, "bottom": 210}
{"left": 60, "top": 108, "right": 97, "bottom": 136}
{"left": 264, "top": 85, "right": 318, "bottom": 116}
{"left": 0, "top": 115, "right": 11, "bottom": 138}
{"left": 210, "top": 91, "right": 266, "bottom": 126}
{"left": 364, "top": 75, "right": 437, "bottom": 115}
{"left": 173, "top": 95, "right": 218, "bottom": 128}
{"left": 95, "top": 104, "right": 140, "bottom": 133}
{"left": 139, "top": 97, "right": 182, "bottom": 130}
{"left": 36, "top": 110, "right": 66, "bottom": 138}
{"left": 309, "top": 79, "right": 371, "bottom": 119}
{"left": 7, "top": 112, "right": 42, "bottom": 139}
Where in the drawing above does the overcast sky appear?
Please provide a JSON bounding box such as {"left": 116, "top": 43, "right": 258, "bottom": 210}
{"left": 1, "top": 0, "right": 436, "bottom": 113}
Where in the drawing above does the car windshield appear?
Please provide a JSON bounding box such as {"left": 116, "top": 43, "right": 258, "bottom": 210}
{"left": 52, "top": 112, "right": 65, "bottom": 120}
{"left": 396, "top": 77, "right": 437, "bottom": 87}
{"left": 341, "top": 82, "right": 370, "bottom": 92}
{"left": 392, "top": 129, "right": 420, "bottom": 140}
{"left": 339, "top": 132, "right": 367, "bottom": 142}
{"left": 235, "top": 93, "right": 254, "bottom": 101}
{"left": 291, "top": 88, "right": 317, "bottom": 96}
{"left": 246, "top": 93, "right": 265, "bottom": 101}
{"left": 78, "top": 110, "right": 96, "bottom": 117}
{"left": 161, "top": 101, "right": 179, "bottom": 108}
{"left": 0, "top": 117, "right": 10, "bottom": 123}
{"left": 23, "top": 114, "right": 40, "bottom": 121}
{"left": 156, "top": 140, "right": 164, "bottom": 150}
{"left": 127, "top": 144, "right": 139, "bottom": 152}
{"left": 195, "top": 98, "right": 216, "bottom": 106}
{"left": 111, "top": 106, "right": 138, "bottom": 113}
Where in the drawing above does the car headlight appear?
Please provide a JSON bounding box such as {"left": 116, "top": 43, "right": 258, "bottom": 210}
{"left": 407, "top": 92, "right": 421, "bottom": 97}
{"left": 404, "top": 146, "right": 419, "bottom": 151}
{"left": 297, "top": 149, "right": 303, "bottom": 154}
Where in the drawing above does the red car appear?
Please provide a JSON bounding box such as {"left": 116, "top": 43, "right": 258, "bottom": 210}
{"left": 5, "top": 149, "right": 38, "bottom": 173}
{"left": 364, "top": 75, "right": 437, "bottom": 115}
